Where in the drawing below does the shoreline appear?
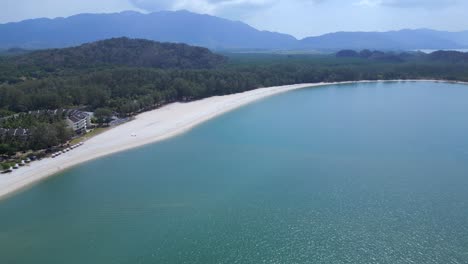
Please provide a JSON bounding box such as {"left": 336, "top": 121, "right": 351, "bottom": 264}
{"left": 0, "top": 79, "right": 466, "bottom": 200}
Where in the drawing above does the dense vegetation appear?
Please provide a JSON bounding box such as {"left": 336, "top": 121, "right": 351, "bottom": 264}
{"left": 335, "top": 49, "right": 468, "bottom": 63}
{"left": 0, "top": 113, "right": 71, "bottom": 156}
{"left": 428, "top": 50, "right": 468, "bottom": 63}
{"left": 2, "top": 38, "right": 468, "bottom": 159}
{"left": 2, "top": 48, "right": 468, "bottom": 115}
{"left": 4, "top": 38, "right": 225, "bottom": 75}
{"left": 2, "top": 42, "right": 468, "bottom": 115}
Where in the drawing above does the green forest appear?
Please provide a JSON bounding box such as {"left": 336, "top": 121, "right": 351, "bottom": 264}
{"left": 2, "top": 37, "right": 468, "bottom": 158}
{"left": 0, "top": 112, "right": 72, "bottom": 157}
{"left": 2, "top": 38, "right": 468, "bottom": 116}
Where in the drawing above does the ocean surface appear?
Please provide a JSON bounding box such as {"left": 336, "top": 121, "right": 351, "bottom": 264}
{"left": 1, "top": 81, "right": 468, "bottom": 264}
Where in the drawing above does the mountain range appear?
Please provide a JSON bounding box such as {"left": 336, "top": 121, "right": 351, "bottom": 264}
{"left": 1, "top": 10, "right": 468, "bottom": 51}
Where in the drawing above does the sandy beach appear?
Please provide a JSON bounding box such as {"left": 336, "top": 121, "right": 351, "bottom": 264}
{"left": 0, "top": 82, "right": 316, "bottom": 199}
{"left": 0, "top": 80, "right": 464, "bottom": 199}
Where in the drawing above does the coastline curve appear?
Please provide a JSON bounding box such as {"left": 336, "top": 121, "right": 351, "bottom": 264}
{"left": 0, "top": 79, "right": 465, "bottom": 200}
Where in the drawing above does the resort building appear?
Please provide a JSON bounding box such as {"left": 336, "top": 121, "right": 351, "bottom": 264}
{"left": 66, "top": 110, "right": 91, "bottom": 133}
{"left": 2, "top": 108, "right": 93, "bottom": 136}
{"left": 28, "top": 109, "right": 67, "bottom": 116}
{"left": 0, "top": 128, "right": 30, "bottom": 140}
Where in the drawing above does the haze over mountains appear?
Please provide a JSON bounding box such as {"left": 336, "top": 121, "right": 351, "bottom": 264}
{"left": 1, "top": 10, "right": 468, "bottom": 51}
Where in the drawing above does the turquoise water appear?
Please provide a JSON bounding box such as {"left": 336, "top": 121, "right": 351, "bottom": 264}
{"left": 1, "top": 81, "right": 468, "bottom": 263}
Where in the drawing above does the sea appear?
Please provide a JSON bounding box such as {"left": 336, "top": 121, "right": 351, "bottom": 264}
{"left": 1, "top": 81, "right": 468, "bottom": 264}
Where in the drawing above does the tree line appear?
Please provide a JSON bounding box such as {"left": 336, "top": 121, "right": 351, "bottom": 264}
{"left": 2, "top": 57, "right": 468, "bottom": 115}
{"left": 0, "top": 116, "right": 71, "bottom": 156}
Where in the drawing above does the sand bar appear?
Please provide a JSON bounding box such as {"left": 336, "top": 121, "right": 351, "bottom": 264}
{"left": 0, "top": 80, "right": 464, "bottom": 200}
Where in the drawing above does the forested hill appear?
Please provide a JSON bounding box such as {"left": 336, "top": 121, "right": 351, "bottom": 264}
{"left": 428, "top": 50, "right": 468, "bottom": 63}
{"left": 10, "top": 38, "right": 227, "bottom": 70}
{"left": 2, "top": 39, "right": 468, "bottom": 117}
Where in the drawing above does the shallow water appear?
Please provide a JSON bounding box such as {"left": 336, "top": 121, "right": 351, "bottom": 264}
{"left": 1, "top": 81, "right": 468, "bottom": 263}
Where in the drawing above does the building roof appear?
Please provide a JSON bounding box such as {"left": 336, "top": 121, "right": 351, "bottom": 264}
{"left": 68, "top": 111, "right": 89, "bottom": 124}
{"left": 0, "top": 128, "right": 29, "bottom": 137}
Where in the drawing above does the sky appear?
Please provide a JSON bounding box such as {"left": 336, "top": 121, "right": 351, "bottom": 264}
{"left": 2, "top": 0, "right": 468, "bottom": 38}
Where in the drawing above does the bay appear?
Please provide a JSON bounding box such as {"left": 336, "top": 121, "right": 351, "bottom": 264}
{"left": 1, "top": 81, "right": 468, "bottom": 263}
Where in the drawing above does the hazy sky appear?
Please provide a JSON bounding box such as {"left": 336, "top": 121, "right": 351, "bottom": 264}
{"left": 2, "top": 0, "right": 468, "bottom": 38}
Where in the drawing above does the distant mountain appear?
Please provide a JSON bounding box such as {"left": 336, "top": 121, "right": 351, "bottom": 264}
{"left": 10, "top": 37, "right": 226, "bottom": 69}
{"left": 1, "top": 10, "right": 468, "bottom": 51}
{"left": 0, "top": 10, "right": 297, "bottom": 50}
{"left": 300, "top": 29, "right": 468, "bottom": 50}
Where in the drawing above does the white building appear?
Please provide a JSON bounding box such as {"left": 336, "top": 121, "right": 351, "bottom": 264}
{"left": 66, "top": 110, "right": 91, "bottom": 133}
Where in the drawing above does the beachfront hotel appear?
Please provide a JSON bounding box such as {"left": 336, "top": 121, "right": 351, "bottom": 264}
{"left": 66, "top": 110, "right": 91, "bottom": 134}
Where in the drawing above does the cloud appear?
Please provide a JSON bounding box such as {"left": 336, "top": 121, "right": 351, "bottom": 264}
{"left": 128, "top": 0, "right": 320, "bottom": 16}
{"left": 128, "top": 0, "right": 173, "bottom": 11}
{"left": 0, "top": 0, "right": 138, "bottom": 23}
{"left": 129, "top": 0, "right": 269, "bottom": 13}
{"left": 355, "top": 0, "right": 459, "bottom": 8}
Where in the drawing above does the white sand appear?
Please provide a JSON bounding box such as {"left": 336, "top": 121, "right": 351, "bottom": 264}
{"left": 0, "top": 83, "right": 313, "bottom": 199}
{"left": 0, "top": 80, "right": 463, "bottom": 199}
